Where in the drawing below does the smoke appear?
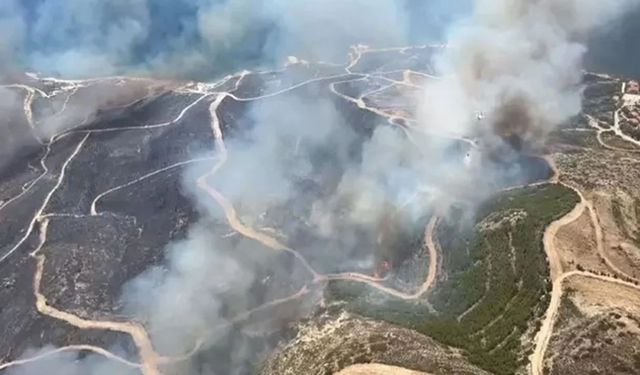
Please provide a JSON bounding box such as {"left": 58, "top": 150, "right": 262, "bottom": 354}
{"left": 35, "top": 79, "right": 158, "bottom": 138}
{"left": 0, "top": 87, "right": 38, "bottom": 176}
{"left": 115, "top": 86, "right": 474, "bottom": 373}
{"left": 121, "top": 223, "right": 254, "bottom": 358}
{"left": 265, "top": 0, "right": 408, "bottom": 62}
{"left": 0, "top": 0, "right": 25, "bottom": 74}
{"left": 206, "top": 94, "right": 357, "bottom": 222}
{"left": 0, "top": 0, "right": 426, "bottom": 170}
{"left": 404, "top": 0, "right": 472, "bottom": 43}
{"left": 7, "top": 0, "right": 640, "bottom": 374}
{"left": 418, "top": 0, "right": 640, "bottom": 149}
{"left": 0, "top": 0, "right": 416, "bottom": 79}
{"left": 0, "top": 0, "right": 419, "bottom": 168}
{"left": 4, "top": 345, "right": 138, "bottom": 375}
{"left": 26, "top": 0, "right": 151, "bottom": 77}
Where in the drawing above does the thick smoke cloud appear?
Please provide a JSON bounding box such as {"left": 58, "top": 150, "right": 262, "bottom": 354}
{"left": 404, "top": 0, "right": 472, "bottom": 43}
{"left": 586, "top": 5, "right": 640, "bottom": 78}
{"left": 207, "top": 95, "right": 357, "bottom": 222}
{"left": 122, "top": 223, "right": 253, "bottom": 358}
{"left": 0, "top": 87, "right": 30, "bottom": 172}
{"left": 0, "top": 0, "right": 25, "bottom": 73}
{"left": 266, "top": 0, "right": 408, "bottom": 62}
{"left": 27, "top": 0, "right": 151, "bottom": 77}
{"left": 7, "top": 0, "right": 640, "bottom": 374}
{"left": 418, "top": 0, "right": 640, "bottom": 149}
{"left": 1, "top": 0, "right": 418, "bottom": 79}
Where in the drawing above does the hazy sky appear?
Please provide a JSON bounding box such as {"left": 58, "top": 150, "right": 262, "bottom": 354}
{"left": 0, "top": 0, "right": 469, "bottom": 79}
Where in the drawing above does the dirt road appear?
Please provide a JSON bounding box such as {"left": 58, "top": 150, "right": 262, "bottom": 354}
{"left": 199, "top": 78, "right": 442, "bottom": 302}
{"left": 530, "top": 155, "right": 640, "bottom": 374}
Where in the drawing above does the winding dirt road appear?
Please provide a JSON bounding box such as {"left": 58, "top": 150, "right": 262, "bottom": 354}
{"left": 1, "top": 46, "right": 447, "bottom": 373}
{"left": 530, "top": 269, "right": 640, "bottom": 375}
{"left": 542, "top": 195, "right": 586, "bottom": 281}
{"left": 530, "top": 154, "right": 640, "bottom": 375}
{"left": 26, "top": 141, "right": 162, "bottom": 375}
{"left": 198, "top": 84, "right": 442, "bottom": 300}
{"left": 12, "top": 45, "right": 631, "bottom": 375}
{"left": 0, "top": 80, "right": 179, "bottom": 375}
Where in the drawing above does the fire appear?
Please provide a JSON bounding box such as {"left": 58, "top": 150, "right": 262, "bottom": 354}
{"left": 374, "top": 260, "right": 392, "bottom": 278}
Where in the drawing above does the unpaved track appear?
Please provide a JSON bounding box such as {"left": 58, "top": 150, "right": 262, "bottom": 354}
{"left": 542, "top": 196, "right": 586, "bottom": 281}
{"left": 27, "top": 157, "right": 162, "bottom": 375}
{"left": 329, "top": 73, "right": 476, "bottom": 148}
{"left": 2, "top": 46, "right": 448, "bottom": 372}
{"left": 0, "top": 145, "right": 52, "bottom": 214}
{"left": 584, "top": 198, "right": 640, "bottom": 283}
{"left": 556, "top": 175, "right": 640, "bottom": 283}
{"left": 612, "top": 84, "right": 640, "bottom": 148}
{"left": 586, "top": 93, "right": 640, "bottom": 152}
{"left": 528, "top": 157, "right": 585, "bottom": 375}
{"left": 0, "top": 133, "right": 90, "bottom": 264}
{"left": 32, "top": 252, "right": 160, "bottom": 375}
{"left": 416, "top": 215, "right": 440, "bottom": 297}
{"left": 91, "top": 157, "right": 216, "bottom": 216}
{"left": 0, "top": 79, "right": 213, "bottom": 374}
{"left": 529, "top": 185, "right": 584, "bottom": 375}
{"left": 22, "top": 87, "right": 40, "bottom": 143}
{"left": 199, "top": 87, "right": 442, "bottom": 301}
{"left": 77, "top": 92, "right": 210, "bottom": 135}
{"left": 0, "top": 344, "right": 140, "bottom": 372}
{"left": 545, "top": 154, "right": 639, "bottom": 282}
{"left": 530, "top": 155, "right": 640, "bottom": 375}
{"left": 319, "top": 214, "right": 439, "bottom": 300}
{"left": 530, "top": 270, "right": 640, "bottom": 375}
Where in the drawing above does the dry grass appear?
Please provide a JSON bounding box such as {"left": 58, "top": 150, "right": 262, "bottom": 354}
{"left": 554, "top": 208, "right": 608, "bottom": 275}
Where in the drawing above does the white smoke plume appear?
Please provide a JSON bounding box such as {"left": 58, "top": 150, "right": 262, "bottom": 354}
{"left": 0, "top": 1, "right": 24, "bottom": 74}
{"left": 419, "top": 0, "right": 640, "bottom": 148}
{"left": 122, "top": 223, "right": 253, "bottom": 358}
{"left": 0, "top": 0, "right": 413, "bottom": 79}
{"left": 5, "top": 1, "right": 640, "bottom": 375}
{"left": 206, "top": 95, "right": 356, "bottom": 222}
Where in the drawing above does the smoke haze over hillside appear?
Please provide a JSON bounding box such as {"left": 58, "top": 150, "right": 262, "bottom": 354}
{"left": 0, "top": 0, "right": 438, "bottom": 79}
{"left": 3, "top": 0, "right": 640, "bottom": 374}
{"left": 419, "top": 0, "right": 640, "bottom": 149}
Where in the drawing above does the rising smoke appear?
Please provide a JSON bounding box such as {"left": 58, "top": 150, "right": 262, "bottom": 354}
{"left": 121, "top": 223, "right": 255, "bottom": 362}
{"left": 0, "top": 0, "right": 25, "bottom": 74}
{"left": 0, "top": 0, "right": 417, "bottom": 79}
{"left": 0, "top": 87, "right": 33, "bottom": 173}
{"left": 5, "top": 0, "right": 640, "bottom": 374}
{"left": 419, "top": 0, "right": 640, "bottom": 150}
